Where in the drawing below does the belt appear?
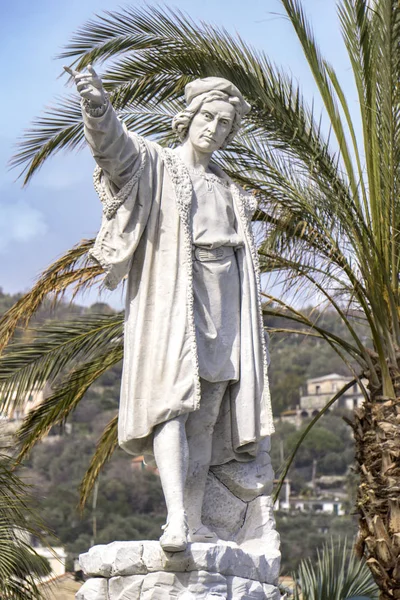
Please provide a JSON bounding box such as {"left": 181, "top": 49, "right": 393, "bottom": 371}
{"left": 192, "top": 246, "right": 235, "bottom": 262}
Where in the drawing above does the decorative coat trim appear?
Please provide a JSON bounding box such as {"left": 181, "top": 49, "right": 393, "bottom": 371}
{"left": 93, "top": 134, "right": 147, "bottom": 220}
{"left": 89, "top": 244, "right": 120, "bottom": 291}
{"left": 161, "top": 148, "right": 201, "bottom": 410}
{"left": 82, "top": 97, "right": 109, "bottom": 118}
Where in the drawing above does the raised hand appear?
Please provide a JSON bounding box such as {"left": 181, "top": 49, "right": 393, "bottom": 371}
{"left": 64, "top": 64, "right": 107, "bottom": 106}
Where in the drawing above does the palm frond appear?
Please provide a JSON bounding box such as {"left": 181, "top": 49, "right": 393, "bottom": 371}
{"left": 10, "top": 95, "right": 85, "bottom": 185}
{"left": 0, "top": 313, "right": 123, "bottom": 414}
{"left": 12, "top": 4, "right": 346, "bottom": 197}
{"left": 16, "top": 345, "right": 123, "bottom": 463}
{"left": 79, "top": 414, "right": 118, "bottom": 509}
{"left": 0, "top": 453, "right": 52, "bottom": 599}
{"left": 0, "top": 238, "right": 100, "bottom": 353}
{"left": 280, "top": 0, "right": 363, "bottom": 209}
{"left": 292, "top": 538, "right": 379, "bottom": 599}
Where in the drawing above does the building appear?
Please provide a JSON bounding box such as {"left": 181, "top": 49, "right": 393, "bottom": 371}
{"left": 277, "top": 496, "right": 345, "bottom": 516}
{"left": 35, "top": 545, "right": 68, "bottom": 581}
{"left": 0, "top": 387, "right": 45, "bottom": 423}
{"left": 279, "top": 373, "right": 366, "bottom": 426}
{"left": 299, "top": 373, "right": 365, "bottom": 418}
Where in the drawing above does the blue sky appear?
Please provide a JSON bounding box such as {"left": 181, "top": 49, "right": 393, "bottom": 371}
{"left": 1, "top": 0, "right": 355, "bottom": 307}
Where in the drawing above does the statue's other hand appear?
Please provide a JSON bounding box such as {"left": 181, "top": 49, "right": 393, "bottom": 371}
{"left": 64, "top": 64, "right": 107, "bottom": 107}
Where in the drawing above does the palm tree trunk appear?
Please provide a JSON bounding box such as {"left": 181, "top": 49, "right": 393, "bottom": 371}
{"left": 353, "top": 361, "right": 400, "bottom": 599}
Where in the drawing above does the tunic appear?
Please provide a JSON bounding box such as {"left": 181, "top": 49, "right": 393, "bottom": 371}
{"left": 191, "top": 171, "right": 242, "bottom": 383}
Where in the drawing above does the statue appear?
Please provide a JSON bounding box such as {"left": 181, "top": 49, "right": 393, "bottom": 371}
{"left": 65, "top": 65, "right": 274, "bottom": 555}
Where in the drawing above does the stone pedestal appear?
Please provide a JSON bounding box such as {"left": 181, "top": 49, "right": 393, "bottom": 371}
{"left": 76, "top": 538, "right": 283, "bottom": 599}
{"left": 76, "top": 439, "right": 284, "bottom": 599}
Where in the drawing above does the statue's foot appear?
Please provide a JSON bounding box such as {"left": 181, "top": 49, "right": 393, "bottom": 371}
{"left": 188, "top": 524, "right": 218, "bottom": 544}
{"left": 159, "top": 511, "right": 188, "bottom": 553}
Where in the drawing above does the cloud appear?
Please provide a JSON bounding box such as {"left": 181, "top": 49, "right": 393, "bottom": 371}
{"left": 0, "top": 200, "right": 48, "bottom": 253}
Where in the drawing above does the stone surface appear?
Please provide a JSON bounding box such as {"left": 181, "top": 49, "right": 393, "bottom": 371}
{"left": 75, "top": 67, "right": 276, "bottom": 550}
{"left": 79, "top": 540, "right": 280, "bottom": 585}
{"left": 236, "top": 496, "right": 278, "bottom": 551}
{"left": 103, "top": 571, "right": 284, "bottom": 599}
{"left": 75, "top": 578, "right": 108, "bottom": 600}
{"left": 79, "top": 541, "right": 146, "bottom": 578}
{"left": 109, "top": 575, "right": 144, "bottom": 600}
{"left": 211, "top": 439, "right": 274, "bottom": 503}
{"left": 141, "top": 571, "right": 227, "bottom": 600}
{"left": 228, "top": 576, "right": 282, "bottom": 600}
{"left": 203, "top": 471, "right": 247, "bottom": 539}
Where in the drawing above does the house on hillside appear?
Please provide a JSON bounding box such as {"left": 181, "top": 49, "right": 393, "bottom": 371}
{"left": 299, "top": 373, "right": 365, "bottom": 417}
{"left": 0, "top": 385, "right": 72, "bottom": 438}
{"left": 279, "top": 373, "right": 366, "bottom": 426}
{"left": 0, "top": 387, "right": 45, "bottom": 422}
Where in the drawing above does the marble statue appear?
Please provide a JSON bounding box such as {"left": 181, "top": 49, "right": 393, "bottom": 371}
{"left": 65, "top": 66, "right": 275, "bottom": 558}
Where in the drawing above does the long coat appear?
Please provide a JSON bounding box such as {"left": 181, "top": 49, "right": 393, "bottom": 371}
{"left": 86, "top": 108, "right": 274, "bottom": 466}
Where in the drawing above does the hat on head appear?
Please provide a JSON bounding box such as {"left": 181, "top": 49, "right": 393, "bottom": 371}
{"left": 184, "top": 77, "right": 251, "bottom": 116}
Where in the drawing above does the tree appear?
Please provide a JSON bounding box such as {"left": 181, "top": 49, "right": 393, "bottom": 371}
{"left": 1, "top": 0, "right": 400, "bottom": 596}
{"left": 0, "top": 452, "right": 51, "bottom": 599}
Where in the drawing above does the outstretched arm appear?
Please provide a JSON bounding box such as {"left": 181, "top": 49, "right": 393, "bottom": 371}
{"left": 65, "top": 65, "right": 140, "bottom": 190}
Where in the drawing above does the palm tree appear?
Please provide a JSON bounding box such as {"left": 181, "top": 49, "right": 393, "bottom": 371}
{"left": 0, "top": 451, "right": 51, "bottom": 599}
{"left": 1, "top": 0, "right": 400, "bottom": 596}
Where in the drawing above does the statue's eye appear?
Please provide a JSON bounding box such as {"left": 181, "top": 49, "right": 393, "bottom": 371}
{"left": 203, "top": 112, "right": 213, "bottom": 120}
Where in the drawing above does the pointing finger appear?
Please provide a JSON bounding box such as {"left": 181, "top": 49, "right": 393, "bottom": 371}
{"left": 63, "top": 65, "right": 80, "bottom": 77}
{"left": 87, "top": 64, "right": 98, "bottom": 78}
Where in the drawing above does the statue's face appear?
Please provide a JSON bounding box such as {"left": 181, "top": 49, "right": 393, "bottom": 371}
{"left": 187, "top": 99, "right": 235, "bottom": 153}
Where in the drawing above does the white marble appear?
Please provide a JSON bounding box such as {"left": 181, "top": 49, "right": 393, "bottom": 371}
{"left": 67, "top": 65, "right": 275, "bottom": 551}
{"left": 79, "top": 572, "right": 283, "bottom": 600}
{"left": 79, "top": 540, "right": 280, "bottom": 585}
{"left": 202, "top": 472, "right": 247, "bottom": 539}
{"left": 76, "top": 578, "right": 108, "bottom": 600}
{"left": 68, "top": 68, "right": 283, "bottom": 600}
{"left": 211, "top": 438, "right": 274, "bottom": 503}
{"left": 236, "top": 496, "right": 279, "bottom": 550}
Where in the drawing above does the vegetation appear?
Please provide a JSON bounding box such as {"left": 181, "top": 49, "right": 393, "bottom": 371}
{"left": 1, "top": 0, "right": 400, "bottom": 595}
{"left": 0, "top": 452, "right": 51, "bottom": 600}
{"left": 290, "top": 539, "right": 379, "bottom": 600}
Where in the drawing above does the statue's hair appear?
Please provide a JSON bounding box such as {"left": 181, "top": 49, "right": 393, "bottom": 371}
{"left": 172, "top": 90, "right": 243, "bottom": 149}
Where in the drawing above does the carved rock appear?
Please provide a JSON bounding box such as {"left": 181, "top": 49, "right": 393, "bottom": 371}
{"left": 80, "top": 572, "right": 284, "bottom": 600}
{"left": 211, "top": 452, "right": 274, "bottom": 503}
{"left": 79, "top": 540, "right": 280, "bottom": 585}
{"left": 75, "top": 578, "right": 108, "bottom": 600}
{"left": 203, "top": 471, "right": 247, "bottom": 539}
{"left": 237, "top": 496, "right": 279, "bottom": 552}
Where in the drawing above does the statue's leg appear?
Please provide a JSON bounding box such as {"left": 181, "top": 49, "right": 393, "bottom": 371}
{"left": 154, "top": 414, "right": 189, "bottom": 551}
{"left": 184, "top": 379, "right": 229, "bottom": 539}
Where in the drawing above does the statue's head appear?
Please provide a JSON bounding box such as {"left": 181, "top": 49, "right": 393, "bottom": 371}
{"left": 172, "top": 77, "right": 251, "bottom": 151}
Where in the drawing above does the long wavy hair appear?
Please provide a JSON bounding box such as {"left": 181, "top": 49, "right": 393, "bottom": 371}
{"left": 172, "top": 90, "right": 244, "bottom": 149}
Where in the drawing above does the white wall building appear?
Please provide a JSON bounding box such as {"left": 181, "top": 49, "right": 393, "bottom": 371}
{"left": 299, "top": 373, "right": 366, "bottom": 418}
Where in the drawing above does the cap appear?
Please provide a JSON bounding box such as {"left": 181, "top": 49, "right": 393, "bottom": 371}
{"left": 184, "top": 77, "right": 251, "bottom": 116}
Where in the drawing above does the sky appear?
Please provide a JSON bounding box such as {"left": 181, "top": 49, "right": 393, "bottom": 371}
{"left": 0, "top": 0, "right": 355, "bottom": 308}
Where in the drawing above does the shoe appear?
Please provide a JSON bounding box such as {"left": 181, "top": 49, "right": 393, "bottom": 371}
{"left": 188, "top": 525, "right": 218, "bottom": 544}
{"left": 159, "top": 511, "right": 188, "bottom": 552}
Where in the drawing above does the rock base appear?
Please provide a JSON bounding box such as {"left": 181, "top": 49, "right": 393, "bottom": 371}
{"left": 76, "top": 445, "right": 283, "bottom": 599}
{"left": 75, "top": 540, "right": 284, "bottom": 599}
{"left": 77, "top": 570, "right": 283, "bottom": 599}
